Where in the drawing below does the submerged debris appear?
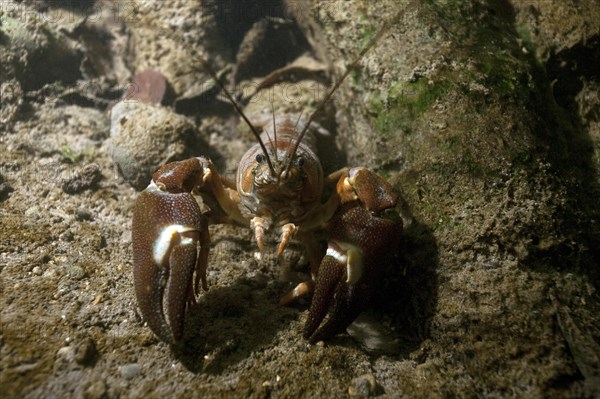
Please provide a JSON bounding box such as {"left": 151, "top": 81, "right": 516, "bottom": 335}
{"left": 126, "top": 68, "right": 170, "bottom": 105}
{"left": 551, "top": 291, "right": 600, "bottom": 397}
{"left": 346, "top": 312, "right": 401, "bottom": 354}
{"left": 348, "top": 373, "right": 381, "bottom": 397}
{"left": 62, "top": 163, "right": 102, "bottom": 194}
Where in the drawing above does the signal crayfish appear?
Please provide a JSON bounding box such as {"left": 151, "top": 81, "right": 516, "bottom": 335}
{"left": 131, "top": 12, "right": 404, "bottom": 345}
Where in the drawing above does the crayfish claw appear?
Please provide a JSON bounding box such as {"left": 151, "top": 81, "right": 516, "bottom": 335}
{"left": 194, "top": 228, "right": 211, "bottom": 294}
{"left": 303, "top": 203, "right": 402, "bottom": 344}
{"left": 132, "top": 169, "right": 207, "bottom": 344}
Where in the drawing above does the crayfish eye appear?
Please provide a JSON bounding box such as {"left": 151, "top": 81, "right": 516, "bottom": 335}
{"left": 296, "top": 156, "right": 305, "bottom": 167}
{"left": 255, "top": 154, "right": 264, "bottom": 163}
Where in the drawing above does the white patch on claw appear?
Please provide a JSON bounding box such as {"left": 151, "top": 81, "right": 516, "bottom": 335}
{"left": 146, "top": 181, "right": 159, "bottom": 190}
{"left": 326, "top": 246, "right": 348, "bottom": 264}
{"left": 326, "top": 241, "right": 364, "bottom": 285}
{"left": 153, "top": 224, "right": 196, "bottom": 266}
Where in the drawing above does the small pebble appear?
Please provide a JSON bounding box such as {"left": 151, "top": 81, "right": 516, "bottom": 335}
{"left": 119, "top": 363, "right": 141, "bottom": 379}
{"left": 93, "top": 294, "right": 104, "bottom": 305}
{"left": 43, "top": 268, "right": 57, "bottom": 279}
{"left": 32, "top": 266, "right": 42, "bottom": 275}
{"left": 60, "top": 230, "right": 75, "bottom": 242}
{"left": 346, "top": 313, "right": 401, "bottom": 354}
{"left": 84, "top": 379, "right": 108, "bottom": 399}
{"left": 348, "top": 374, "right": 380, "bottom": 397}
{"left": 56, "top": 346, "right": 75, "bottom": 363}
{"left": 75, "top": 208, "right": 94, "bottom": 221}
{"left": 0, "top": 173, "right": 14, "bottom": 201}
{"left": 109, "top": 101, "right": 199, "bottom": 190}
{"left": 67, "top": 265, "right": 86, "bottom": 280}
{"left": 74, "top": 337, "right": 98, "bottom": 366}
{"left": 25, "top": 206, "right": 40, "bottom": 217}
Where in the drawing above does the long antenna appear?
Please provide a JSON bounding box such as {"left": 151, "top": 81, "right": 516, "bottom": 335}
{"left": 284, "top": 9, "right": 407, "bottom": 175}
{"left": 193, "top": 56, "right": 276, "bottom": 175}
{"left": 270, "top": 99, "right": 278, "bottom": 163}
{"left": 154, "top": 23, "right": 276, "bottom": 175}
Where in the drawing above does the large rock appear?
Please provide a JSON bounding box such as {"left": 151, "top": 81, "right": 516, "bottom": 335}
{"left": 110, "top": 101, "right": 201, "bottom": 190}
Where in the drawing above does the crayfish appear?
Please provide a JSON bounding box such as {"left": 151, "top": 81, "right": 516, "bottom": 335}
{"left": 132, "top": 15, "right": 403, "bottom": 345}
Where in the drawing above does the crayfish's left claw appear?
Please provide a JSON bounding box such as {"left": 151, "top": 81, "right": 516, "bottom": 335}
{"left": 303, "top": 205, "right": 402, "bottom": 343}
{"left": 303, "top": 248, "right": 366, "bottom": 343}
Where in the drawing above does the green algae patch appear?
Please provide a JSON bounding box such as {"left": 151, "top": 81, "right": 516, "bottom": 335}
{"left": 369, "top": 78, "right": 452, "bottom": 138}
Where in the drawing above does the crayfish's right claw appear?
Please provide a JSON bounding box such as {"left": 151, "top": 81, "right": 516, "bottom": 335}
{"left": 132, "top": 158, "right": 208, "bottom": 343}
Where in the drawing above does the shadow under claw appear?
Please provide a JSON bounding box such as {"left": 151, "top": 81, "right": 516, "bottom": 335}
{"left": 369, "top": 196, "right": 440, "bottom": 357}
{"left": 171, "top": 276, "right": 297, "bottom": 374}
